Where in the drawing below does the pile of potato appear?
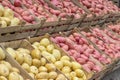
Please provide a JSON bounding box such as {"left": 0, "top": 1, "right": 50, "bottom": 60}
{"left": 0, "top": 5, "right": 20, "bottom": 28}
{"left": 0, "top": 48, "right": 25, "bottom": 80}
{"left": 32, "top": 38, "right": 87, "bottom": 80}
{"left": 6, "top": 47, "right": 67, "bottom": 80}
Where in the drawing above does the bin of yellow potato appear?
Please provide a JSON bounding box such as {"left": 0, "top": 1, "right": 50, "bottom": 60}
{"left": 0, "top": 5, "right": 20, "bottom": 28}
{"left": 32, "top": 38, "right": 87, "bottom": 80}
{"left": 0, "top": 47, "right": 25, "bottom": 80}
{"left": 6, "top": 47, "right": 67, "bottom": 80}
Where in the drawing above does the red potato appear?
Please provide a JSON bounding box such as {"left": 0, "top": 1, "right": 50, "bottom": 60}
{"left": 14, "top": 0, "right": 21, "bottom": 7}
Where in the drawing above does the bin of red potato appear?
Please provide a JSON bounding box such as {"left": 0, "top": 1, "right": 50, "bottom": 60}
{"left": 90, "top": 28, "right": 120, "bottom": 58}
{"left": 78, "top": 0, "right": 119, "bottom": 16}
{"left": 51, "top": 33, "right": 111, "bottom": 73}
{"left": 81, "top": 30, "right": 120, "bottom": 59}
{"left": 50, "top": 0, "right": 85, "bottom": 19}
{"left": 1, "top": 0, "right": 36, "bottom": 24}
{"left": 108, "top": 24, "right": 120, "bottom": 35}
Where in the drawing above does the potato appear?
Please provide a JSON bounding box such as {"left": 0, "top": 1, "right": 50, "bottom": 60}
{"left": 70, "top": 72, "right": 76, "bottom": 78}
{"left": 32, "top": 59, "right": 41, "bottom": 68}
{"left": 32, "top": 42, "right": 40, "bottom": 47}
{"left": 22, "top": 63, "right": 30, "bottom": 72}
{"left": 0, "top": 64, "right": 9, "bottom": 76}
{"left": 0, "top": 17, "right": 11, "bottom": 25}
{"left": 48, "top": 71, "right": 57, "bottom": 79}
{"left": 38, "top": 66, "right": 47, "bottom": 72}
{"left": 75, "top": 69, "right": 85, "bottom": 78}
{"left": 19, "top": 75, "right": 24, "bottom": 80}
{"left": 0, "top": 5, "right": 4, "bottom": 17}
{"left": 36, "top": 72, "right": 49, "bottom": 79}
{"left": 16, "top": 51, "right": 24, "bottom": 64}
{"left": 54, "top": 61, "right": 63, "bottom": 70}
{"left": 41, "top": 58, "right": 46, "bottom": 66}
{"left": 46, "top": 44, "right": 54, "bottom": 53}
{"left": 60, "top": 56, "right": 70, "bottom": 61}
{"left": 56, "top": 74, "right": 66, "bottom": 80}
{"left": 17, "top": 48, "right": 30, "bottom": 54}
{"left": 62, "top": 60, "right": 72, "bottom": 67}
{"left": 49, "top": 55, "right": 56, "bottom": 63}
{"left": 38, "top": 45, "right": 46, "bottom": 52}
{"left": 10, "top": 67, "right": 20, "bottom": 73}
{"left": 72, "top": 77, "right": 79, "bottom": 80}
{"left": 72, "top": 62, "right": 82, "bottom": 70}
{"left": 0, "top": 48, "right": 5, "bottom": 60}
{"left": 6, "top": 47, "right": 16, "bottom": 59}
{"left": 62, "top": 66, "right": 71, "bottom": 73}
{"left": 0, "top": 61, "right": 12, "bottom": 70}
{"left": 30, "top": 66, "right": 38, "bottom": 74}
{"left": 0, "top": 20, "right": 7, "bottom": 28}
{"left": 23, "top": 54, "right": 32, "bottom": 66}
{"left": 0, "top": 76, "right": 7, "bottom": 80}
{"left": 8, "top": 72, "right": 20, "bottom": 80}
{"left": 28, "top": 73, "right": 35, "bottom": 79}
{"left": 52, "top": 49, "right": 61, "bottom": 60}
{"left": 40, "top": 38, "right": 50, "bottom": 47}
{"left": 31, "top": 49, "right": 41, "bottom": 59}
{"left": 45, "top": 63, "right": 56, "bottom": 72}
{"left": 4, "top": 8, "right": 14, "bottom": 19}
{"left": 10, "top": 18, "right": 20, "bottom": 26}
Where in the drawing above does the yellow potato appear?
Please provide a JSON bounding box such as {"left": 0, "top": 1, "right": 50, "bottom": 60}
{"left": 10, "top": 17, "right": 20, "bottom": 26}
{"left": 60, "top": 56, "right": 70, "bottom": 61}
{"left": 72, "top": 77, "right": 80, "bottom": 80}
{"left": 52, "top": 49, "right": 61, "bottom": 60}
{"left": 32, "top": 42, "right": 40, "bottom": 47}
{"left": 46, "top": 44, "right": 54, "bottom": 53}
{"left": 16, "top": 51, "right": 24, "bottom": 64}
{"left": 6, "top": 47, "right": 16, "bottom": 59}
{"left": 31, "top": 49, "right": 41, "bottom": 59}
{"left": 4, "top": 8, "right": 14, "bottom": 19}
{"left": 0, "top": 61, "right": 12, "bottom": 70}
{"left": 19, "top": 75, "right": 24, "bottom": 80}
{"left": 62, "top": 66, "right": 71, "bottom": 73}
{"left": 0, "top": 48, "right": 5, "bottom": 60}
{"left": 10, "top": 67, "right": 20, "bottom": 73}
{"left": 70, "top": 72, "right": 76, "bottom": 78}
{"left": 0, "top": 76, "right": 7, "bottom": 80}
{"left": 17, "top": 48, "right": 30, "bottom": 54}
{"left": 36, "top": 72, "right": 49, "bottom": 79}
{"left": 54, "top": 61, "right": 63, "bottom": 70}
{"left": 0, "top": 17, "right": 11, "bottom": 25}
{"left": 38, "top": 66, "right": 47, "bottom": 72}
{"left": 0, "top": 64, "right": 9, "bottom": 76}
{"left": 62, "top": 60, "right": 72, "bottom": 67}
{"left": 23, "top": 54, "right": 32, "bottom": 66}
{"left": 0, "top": 20, "right": 7, "bottom": 28}
{"left": 45, "top": 63, "right": 56, "bottom": 72}
{"left": 38, "top": 45, "right": 46, "bottom": 52}
{"left": 48, "top": 71, "right": 57, "bottom": 79}
{"left": 72, "top": 62, "right": 82, "bottom": 70}
{"left": 75, "top": 69, "right": 85, "bottom": 78}
{"left": 49, "top": 55, "right": 56, "bottom": 63}
{"left": 40, "top": 58, "right": 46, "bottom": 66}
{"left": 22, "top": 63, "right": 30, "bottom": 72}
{"left": 28, "top": 73, "right": 35, "bottom": 79}
{"left": 8, "top": 72, "right": 20, "bottom": 80}
{"left": 40, "top": 38, "right": 50, "bottom": 47}
{"left": 32, "top": 59, "right": 41, "bottom": 68}
{"left": 56, "top": 74, "right": 67, "bottom": 80}
{"left": 0, "top": 5, "right": 4, "bottom": 17}
{"left": 30, "top": 66, "right": 38, "bottom": 74}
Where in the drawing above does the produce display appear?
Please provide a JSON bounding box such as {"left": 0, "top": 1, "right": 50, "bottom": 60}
{"left": 1, "top": 0, "right": 36, "bottom": 24}
{"left": 80, "top": 28, "right": 120, "bottom": 59}
{"left": 0, "top": 5, "right": 20, "bottom": 28}
{"left": 6, "top": 47, "right": 67, "bottom": 80}
{"left": 0, "top": 47, "right": 27, "bottom": 80}
{"left": 50, "top": 0, "right": 85, "bottom": 19}
{"left": 51, "top": 32, "right": 112, "bottom": 73}
{"left": 108, "top": 24, "right": 120, "bottom": 35}
{"left": 32, "top": 38, "right": 87, "bottom": 80}
{"left": 78, "top": 0, "right": 120, "bottom": 16}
